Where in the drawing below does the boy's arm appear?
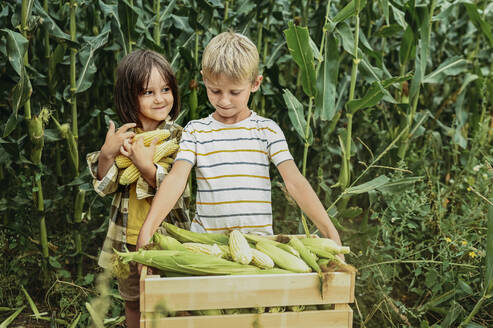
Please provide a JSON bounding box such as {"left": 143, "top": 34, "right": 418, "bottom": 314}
{"left": 276, "top": 160, "right": 342, "bottom": 246}
{"left": 136, "top": 159, "right": 193, "bottom": 250}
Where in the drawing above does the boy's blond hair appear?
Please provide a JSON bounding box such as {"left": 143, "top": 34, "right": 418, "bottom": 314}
{"left": 202, "top": 32, "right": 259, "bottom": 83}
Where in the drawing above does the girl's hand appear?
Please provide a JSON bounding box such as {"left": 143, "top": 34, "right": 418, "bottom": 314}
{"left": 100, "top": 121, "right": 136, "bottom": 160}
{"left": 120, "top": 136, "right": 159, "bottom": 173}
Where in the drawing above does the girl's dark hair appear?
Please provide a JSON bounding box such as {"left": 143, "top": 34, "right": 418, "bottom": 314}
{"left": 114, "top": 50, "right": 180, "bottom": 127}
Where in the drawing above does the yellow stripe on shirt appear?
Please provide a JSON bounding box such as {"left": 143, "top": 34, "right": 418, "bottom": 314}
{"left": 271, "top": 149, "right": 289, "bottom": 157}
{"left": 192, "top": 219, "right": 273, "bottom": 231}
{"left": 197, "top": 200, "right": 272, "bottom": 205}
{"left": 197, "top": 174, "right": 270, "bottom": 180}
{"left": 189, "top": 127, "right": 276, "bottom": 134}
{"left": 179, "top": 149, "right": 268, "bottom": 156}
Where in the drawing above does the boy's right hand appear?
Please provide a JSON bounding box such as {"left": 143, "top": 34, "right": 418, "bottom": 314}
{"left": 100, "top": 121, "right": 136, "bottom": 160}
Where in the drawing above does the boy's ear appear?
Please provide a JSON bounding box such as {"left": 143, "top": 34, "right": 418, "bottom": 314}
{"left": 251, "top": 75, "right": 263, "bottom": 92}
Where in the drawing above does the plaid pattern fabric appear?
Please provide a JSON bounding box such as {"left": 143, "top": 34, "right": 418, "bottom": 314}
{"left": 87, "top": 119, "right": 191, "bottom": 269}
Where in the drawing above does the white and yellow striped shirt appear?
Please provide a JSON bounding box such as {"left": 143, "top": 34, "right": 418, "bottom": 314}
{"left": 175, "top": 111, "right": 293, "bottom": 235}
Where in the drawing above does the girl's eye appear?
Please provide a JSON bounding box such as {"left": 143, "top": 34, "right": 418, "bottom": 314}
{"left": 143, "top": 90, "right": 152, "bottom": 96}
{"left": 162, "top": 87, "right": 170, "bottom": 92}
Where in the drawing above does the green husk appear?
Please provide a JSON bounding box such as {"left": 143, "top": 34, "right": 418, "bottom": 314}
{"left": 114, "top": 249, "right": 261, "bottom": 276}
{"left": 300, "top": 237, "right": 350, "bottom": 254}
{"left": 152, "top": 233, "right": 187, "bottom": 251}
{"left": 288, "top": 237, "right": 321, "bottom": 273}
{"left": 255, "top": 240, "right": 311, "bottom": 273}
{"left": 164, "top": 222, "right": 229, "bottom": 245}
{"left": 244, "top": 234, "right": 300, "bottom": 257}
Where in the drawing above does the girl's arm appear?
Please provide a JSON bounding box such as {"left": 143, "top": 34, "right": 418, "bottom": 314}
{"left": 276, "top": 160, "right": 343, "bottom": 246}
{"left": 136, "top": 159, "right": 193, "bottom": 249}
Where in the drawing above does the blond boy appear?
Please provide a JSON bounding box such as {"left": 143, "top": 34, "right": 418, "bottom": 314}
{"left": 137, "top": 32, "right": 342, "bottom": 251}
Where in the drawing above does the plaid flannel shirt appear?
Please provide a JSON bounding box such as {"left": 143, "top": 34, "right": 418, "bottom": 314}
{"left": 86, "top": 119, "right": 190, "bottom": 269}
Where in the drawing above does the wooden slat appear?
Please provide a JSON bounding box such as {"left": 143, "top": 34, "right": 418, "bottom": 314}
{"left": 141, "top": 272, "right": 354, "bottom": 312}
{"left": 141, "top": 308, "right": 353, "bottom": 328}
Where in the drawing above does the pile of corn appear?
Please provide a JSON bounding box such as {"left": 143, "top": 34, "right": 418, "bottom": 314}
{"left": 114, "top": 222, "right": 353, "bottom": 277}
{"left": 115, "top": 129, "right": 179, "bottom": 185}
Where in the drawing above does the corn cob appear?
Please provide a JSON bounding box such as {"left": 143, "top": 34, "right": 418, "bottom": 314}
{"left": 244, "top": 234, "right": 300, "bottom": 257}
{"left": 114, "top": 249, "right": 261, "bottom": 276}
{"left": 161, "top": 157, "right": 175, "bottom": 164}
{"left": 255, "top": 240, "right": 311, "bottom": 273}
{"left": 229, "top": 230, "right": 253, "bottom": 265}
{"left": 268, "top": 307, "right": 285, "bottom": 313}
{"left": 134, "top": 129, "right": 171, "bottom": 145}
{"left": 164, "top": 222, "right": 229, "bottom": 245}
{"left": 119, "top": 164, "right": 141, "bottom": 185}
{"left": 218, "top": 245, "right": 232, "bottom": 260}
{"left": 251, "top": 248, "right": 274, "bottom": 269}
{"left": 153, "top": 139, "right": 179, "bottom": 162}
{"left": 300, "top": 237, "right": 350, "bottom": 255}
{"left": 115, "top": 154, "right": 133, "bottom": 168}
{"left": 192, "top": 309, "right": 223, "bottom": 316}
{"left": 183, "top": 243, "right": 224, "bottom": 258}
{"left": 152, "top": 233, "right": 187, "bottom": 251}
{"left": 288, "top": 237, "right": 321, "bottom": 273}
{"left": 288, "top": 305, "right": 305, "bottom": 312}
{"left": 156, "top": 161, "right": 171, "bottom": 170}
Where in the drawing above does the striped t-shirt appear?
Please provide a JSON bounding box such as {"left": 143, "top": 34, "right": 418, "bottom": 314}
{"left": 175, "top": 111, "right": 293, "bottom": 235}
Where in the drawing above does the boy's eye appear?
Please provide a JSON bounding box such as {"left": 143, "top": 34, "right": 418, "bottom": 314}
{"left": 211, "top": 90, "right": 220, "bottom": 94}
{"left": 231, "top": 91, "right": 241, "bottom": 95}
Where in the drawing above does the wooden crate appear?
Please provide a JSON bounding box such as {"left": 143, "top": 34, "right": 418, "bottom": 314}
{"left": 140, "top": 269, "right": 355, "bottom": 327}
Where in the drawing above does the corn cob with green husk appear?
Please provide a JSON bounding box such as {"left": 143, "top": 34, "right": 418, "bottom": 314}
{"left": 288, "top": 237, "right": 321, "bottom": 273}
{"left": 229, "top": 230, "right": 252, "bottom": 264}
{"left": 183, "top": 242, "right": 224, "bottom": 258}
{"left": 255, "top": 240, "right": 311, "bottom": 273}
{"left": 268, "top": 307, "right": 285, "bottom": 313}
{"left": 114, "top": 249, "right": 261, "bottom": 276}
{"left": 243, "top": 234, "right": 300, "bottom": 257}
{"left": 288, "top": 305, "right": 305, "bottom": 312}
{"left": 152, "top": 233, "right": 187, "bottom": 251}
{"left": 164, "top": 222, "right": 229, "bottom": 245}
{"left": 300, "top": 237, "right": 350, "bottom": 255}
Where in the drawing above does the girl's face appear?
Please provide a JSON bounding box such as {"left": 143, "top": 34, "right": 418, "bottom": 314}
{"left": 138, "top": 66, "right": 174, "bottom": 131}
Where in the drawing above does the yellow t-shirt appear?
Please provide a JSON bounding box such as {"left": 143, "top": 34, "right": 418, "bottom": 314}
{"left": 126, "top": 183, "right": 151, "bottom": 245}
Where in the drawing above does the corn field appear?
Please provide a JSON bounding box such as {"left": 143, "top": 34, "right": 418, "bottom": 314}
{"left": 0, "top": 0, "right": 492, "bottom": 327}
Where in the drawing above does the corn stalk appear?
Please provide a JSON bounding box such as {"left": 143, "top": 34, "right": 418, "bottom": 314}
{"left": 69, "top": 0, "right": 85, "bottom": 280}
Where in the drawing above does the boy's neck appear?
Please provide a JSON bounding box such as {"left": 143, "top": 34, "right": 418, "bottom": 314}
{"left": 212, "top": 109, "right": 252, "bottom": 124}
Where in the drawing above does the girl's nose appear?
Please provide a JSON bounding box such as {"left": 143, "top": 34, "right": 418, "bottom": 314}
{"left": 154, "top": 93, "right": 163, "bottom": 103}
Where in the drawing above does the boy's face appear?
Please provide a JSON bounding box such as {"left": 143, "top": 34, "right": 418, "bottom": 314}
{"left": 203, "top": 73, "right": 262, "bottom": 124}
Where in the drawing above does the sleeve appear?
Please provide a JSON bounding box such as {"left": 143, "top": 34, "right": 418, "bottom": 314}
{"left": 86, "top": 151, "right": 119, "bottom": 197}
{"left": 266, "top": 121, "right": 294, "bottom": 166}
{"left": 135, "top": 163, "right": 169, "bottom": 199}
{"left": 174, "top": 122, "right": 197, "bottom": 166}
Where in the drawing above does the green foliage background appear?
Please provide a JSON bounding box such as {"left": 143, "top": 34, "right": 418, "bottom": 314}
{"left": 0, "top": 0, "right": 492, "bottom": 327}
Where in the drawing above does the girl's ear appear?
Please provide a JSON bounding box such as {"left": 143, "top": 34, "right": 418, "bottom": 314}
{"left": 251, "top": 75, "right": 263, "bottom": 92}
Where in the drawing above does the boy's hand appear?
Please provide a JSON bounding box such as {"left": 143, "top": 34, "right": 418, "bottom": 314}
{"left": 100, "top": 121, "right": 136, "bottom": 160}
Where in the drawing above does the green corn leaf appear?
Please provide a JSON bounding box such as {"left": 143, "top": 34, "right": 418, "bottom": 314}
{"left": 423, "top": 56, "right": 468, "bottom": 84}
{"left": 99, "top": 0, "right": 128, "bottom": 55}
{"left": 159, "top": 0, "right": 177, "bottom": 26}
{"left": 1, "top": 29, "right": 28, "bottom": 77}
{"left": 284, "top": 22, "right": 317, "bottom": 97}
{"left": 76, "top": 26, "right": 110, "bottom": 93}
{"left": 21, "top": 285, "right": 41, "bottom": 319}
{"left": 309, "top": 37, "right": 323, "bottom": 63}
{"left": 3, "top": 111, "right": 22, "bottom": 138}
{"left": 345, "top": 175, "right": 390, "bottom": 194}
{"left": 11, "top": 66, "right": 32, "bottom": 115}
{"left": 333, "top": 0, "right": 367, "bottom": 24}
{"left": 376, "top": 176, "right": 423, "bottom": 194}
{"left": 463, "top": 3, "right": 493, "bottom": 47}
{"left": 0, "top": 306, "right": 25, "bottom": 328}
{"left": 315, "top": 32, "right": 339, "bottom": 121}
{"left": 282, "top": 89, "right": 313, "bottom": 144}
{"left": 68, "top": 313, "right": 81, "bottom": 328}
{"left": 399, "top": 26, "right": 415, "bottom": 67}
{"left": 118, "top": 0, "right": 139, "bottom": 44}
{"left": 85, "top": 302, "right": 104, "bottom": 328}
{"left": 33, "top": 2, "right": 78, "bottom": 48}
